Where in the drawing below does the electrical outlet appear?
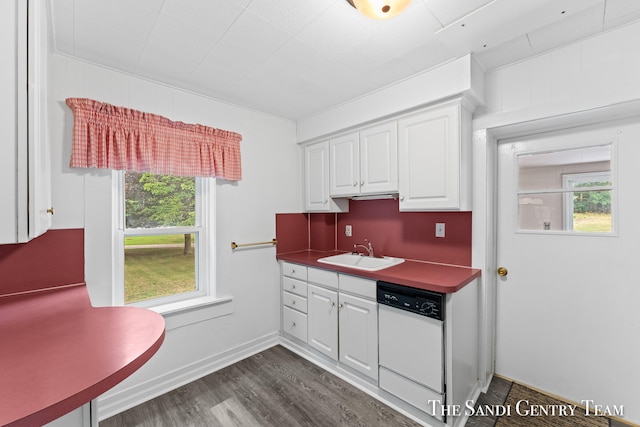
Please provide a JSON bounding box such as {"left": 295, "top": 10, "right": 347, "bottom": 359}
{"left": 435, "top": 223, "right": 445, "bottom": 238}
{"left": 345, "top": 225, "right": 352, "bottom": 237}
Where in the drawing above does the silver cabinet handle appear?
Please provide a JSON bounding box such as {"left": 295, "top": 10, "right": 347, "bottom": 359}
{"left": 339, "top": 304, "right": 344, "bottom": 309}
{"left": 291, "top": 322, "right": 296, "bottom": 328}
{"left": 400, "top": 195, "right": 404, "bottom": 201}
{"left": 330, "top": 301, "right": 335, "bottom": 307}
{"left": 360, "top": 181, "right": 364, "bottom": 186}
{"left": 291, "top": 300, "right": 296, "bottom": 305}
{"left": 291, "top": 283, "right": 296, "bottom": 289}
{"left": 353, "top": 181, "right": 357, "bottom": 187}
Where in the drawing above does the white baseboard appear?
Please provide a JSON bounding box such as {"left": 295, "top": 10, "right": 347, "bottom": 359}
{"left": 97, "top": 332, "right": 280, "bottom": 421}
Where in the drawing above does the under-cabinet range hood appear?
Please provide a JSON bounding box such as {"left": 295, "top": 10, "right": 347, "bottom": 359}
{"left": 350, "top": 194, "right": 398, "bottom": 201}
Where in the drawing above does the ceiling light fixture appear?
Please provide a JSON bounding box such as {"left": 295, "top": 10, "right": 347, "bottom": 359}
{"left": 346, "top": 0, "right": 412, "bottom": 20}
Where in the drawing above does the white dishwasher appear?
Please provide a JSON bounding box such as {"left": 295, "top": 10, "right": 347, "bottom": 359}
{"left": 377, "top": 281, "right": 445, "bottom": 421}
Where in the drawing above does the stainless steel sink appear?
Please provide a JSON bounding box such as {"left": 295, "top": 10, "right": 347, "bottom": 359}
{"left": 317, "top": 253, "right": 405, "bottom": 271}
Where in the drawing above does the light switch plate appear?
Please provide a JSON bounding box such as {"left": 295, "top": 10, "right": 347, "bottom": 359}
{"left": 435, "top": 223, "right": 445, "bottom": 238}
{"left": 345, "top": 225, "right": 352, "bottom": 237}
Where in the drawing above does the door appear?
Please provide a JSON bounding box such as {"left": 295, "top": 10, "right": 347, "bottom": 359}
{"left": 307, "top": 284, "right": 338, "bottom": 360}
{"left": 338, "top": 293, "right": 378, "bottom": 381}
{"left": 495, "top": 119, "right": 640, "bottom": 412}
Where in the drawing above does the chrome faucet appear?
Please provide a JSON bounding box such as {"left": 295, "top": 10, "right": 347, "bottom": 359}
{"left": 353, "top": 239, "right": 374, "bottom": 257}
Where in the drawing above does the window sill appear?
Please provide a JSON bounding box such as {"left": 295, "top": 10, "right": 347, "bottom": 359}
{"left": 149, "top": 296, "right": 233, "bottom": 331}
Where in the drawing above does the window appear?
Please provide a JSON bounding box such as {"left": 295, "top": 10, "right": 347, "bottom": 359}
{"left": 516, "top": 144, "right": 615, "bottom": 234}
{"left": 562, "top": 172, "right": 612, "bottom": 232}
{"left": 115, "top": 171, "right": 214, "bottom": 307}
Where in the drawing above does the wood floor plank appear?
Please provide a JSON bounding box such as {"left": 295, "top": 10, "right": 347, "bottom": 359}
{"left": 100, "top": 346, "right": 420, "bottom": 427}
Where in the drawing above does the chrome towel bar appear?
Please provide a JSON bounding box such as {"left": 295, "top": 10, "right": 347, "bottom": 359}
{"left": 231, "top": 238, "right": 277, "bottom": 250}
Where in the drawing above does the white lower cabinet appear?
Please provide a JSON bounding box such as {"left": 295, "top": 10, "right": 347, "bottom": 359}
{"left": 285, "top": 265, "right": 378, "bottom": 382}
{"left": 338, "top": 292, "right": 378, "bottom": 380}
{"left": 307, "top": 284, "right": 339, "bottom": 360}
{"left": 281, "top": 261, "right": 480, "bottom": 427}
{"left": 281, "top": 263, "right": 309, "bottom": 344}
{"left": 282, "top": 306, "right": 307, "bottom": 343}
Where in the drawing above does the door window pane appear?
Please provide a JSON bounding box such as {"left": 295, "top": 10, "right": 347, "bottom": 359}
{"left": 517, "top": 145, "right": 613, "bottom": 233}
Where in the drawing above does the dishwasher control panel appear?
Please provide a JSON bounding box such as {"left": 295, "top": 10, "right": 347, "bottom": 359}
{"left": 377, "top": 281, "right": 444, "bottom": 321}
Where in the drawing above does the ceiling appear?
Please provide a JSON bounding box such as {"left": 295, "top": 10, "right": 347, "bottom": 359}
{"left": 49, "top": 0, "right": 640, "bottom": 121}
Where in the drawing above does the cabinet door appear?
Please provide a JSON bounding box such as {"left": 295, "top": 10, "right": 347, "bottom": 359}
{"left": 304, "top": 141, "right": 347, "bottom": 212}
{"left": 359, "top": 122, "right": 398, "bottom": 195}
{"left": 398, "top": 103, "right": 460, "bottom": 210}
{"left": 329, "top": 132, "right": 359, "bottom": 197}
{"left": 305, "top": 141, "right": 329, "bottom": 211}
{"left": 338, "top": 293, "right": 378, "bottom": 381}
{"left": 0, "top": 0, "right": 51, "bottom": 243}
{"left": 0, "top": 0, "right": 21, "bottom": 243}
{"left": 307, "top": 284, "right": 338, "bottom": 360}
{"left": 26, "top": 0, "right": 51, "bottom": 240}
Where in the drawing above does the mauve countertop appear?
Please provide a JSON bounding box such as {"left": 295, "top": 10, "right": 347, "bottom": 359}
{"left": 276, "top": 250, "right": 481, "bottom": 293}
{"left": 0, "top": 283, "right": 165, "bottom": 427}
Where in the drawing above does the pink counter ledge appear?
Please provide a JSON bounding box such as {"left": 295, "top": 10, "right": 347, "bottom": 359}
{"left": 0, "top": 283, "right": 165, "bottom": 427}
{"left": 276, "top": 250, "right": 481, "bottom": 293}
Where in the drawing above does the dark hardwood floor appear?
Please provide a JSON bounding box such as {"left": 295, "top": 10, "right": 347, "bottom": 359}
{"left": 100, "top": 345, "right": 420, "bottom": 426}
{"left": 102, "top": 346, "right": 630, "bottom": 427}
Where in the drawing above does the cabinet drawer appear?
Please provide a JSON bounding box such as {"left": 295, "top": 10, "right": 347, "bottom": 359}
{"left": 283, "top": 276, "right": 307, "bottom": 297}
{"left": 339, "top": 274, "right": 376, "bottom": 299}
{"left": 379, "top": 367, "right": 443, "bottom": 421}
{"left": 282, "top": 262, "right": 307, "bottom": 281}
{"left": 308, "top": 267, "right": 338, "bottom": 290}
{"left": 283, "top": 307, "right": 307, "bottom": 342}
{"left": 283, "top": 290, "right": 307, "bottom": 313}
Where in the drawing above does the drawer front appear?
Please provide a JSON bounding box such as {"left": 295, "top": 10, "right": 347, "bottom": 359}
{"left": 283, "top": 276, "right": 307, "bottom": 297}
{"left": 308, "top": 267, "right": 338, "bottom": 290}
{"left": 283, "top": 306, "right": 307, "bottom": 342}
{"left": 339, "top": 274, "right": 376, "bottom": 299}
{"left": 379, "top": 367, "right": 444, "bottom": 420}
{"left": 283, "top": 290, "right": 307, "bottom": 313}
{"left": 282, "top": 262, "right": 307, "bottom": 281}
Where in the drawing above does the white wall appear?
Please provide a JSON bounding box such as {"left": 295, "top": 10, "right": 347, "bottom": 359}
{"left": 296, "top": 54, "right": 485, "bottom": 143}
{"left": 472, "top": 19, "right": 640, "bottom": 425}
{"left": 46, "top": 54, "right": 301, "bottom": 419}
{"left": 475, "top": 21, "right": 640, "bottom": 130}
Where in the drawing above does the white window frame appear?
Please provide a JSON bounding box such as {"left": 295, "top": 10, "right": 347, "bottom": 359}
{"left": 562, "top": 171, "right": 612, "bottom": 232}
{"left": 113, "top": 171, "right": 219, "bottom": 312}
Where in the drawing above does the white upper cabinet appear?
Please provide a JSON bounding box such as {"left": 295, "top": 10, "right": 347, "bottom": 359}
{"left": 398, "top": 99, "right": 472, "bottom": 211}
{"left": 0, "top": 0, "right": 51, "bottom": 244}
{"left": 329, "top": 132, "right": 359, "bottom": 197}
{"left": 304, "top": 141, "right": 348, "bottom": 212}
{"left": 330, "top": 122, "right": 398, "bottom": 197}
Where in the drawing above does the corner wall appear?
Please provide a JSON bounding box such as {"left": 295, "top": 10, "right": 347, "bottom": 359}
{"left": 472, "top": 19, "right": 640, "bottom": 425}
{"left": 46, "top": 53, "right": 301, "bottom": 419}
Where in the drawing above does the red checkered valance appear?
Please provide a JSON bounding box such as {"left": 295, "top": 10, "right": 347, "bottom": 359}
{"left": 66, "top": 98, "right": 242, "bottom": 180}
